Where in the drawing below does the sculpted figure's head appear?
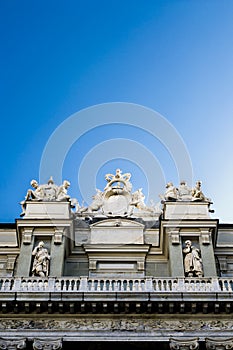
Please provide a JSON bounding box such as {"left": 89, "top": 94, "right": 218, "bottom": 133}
{"left": 30, "top": 180, "right": 38, "bottom": 189}
{"left": 63, "top": 180, "right": 70, "bottom": 189}
{"left": 38, "top": 241, "right": 44, "bottom": 248}
{"left": 185, "top": 240, "right": 192, "bottom": 247}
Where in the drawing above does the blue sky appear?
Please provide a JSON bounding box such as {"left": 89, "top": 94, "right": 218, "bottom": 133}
{"left": 1, "top": 0, "right": 233, "bottom": 222}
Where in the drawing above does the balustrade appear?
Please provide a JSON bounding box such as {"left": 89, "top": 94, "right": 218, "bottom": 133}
{"left": 0, "top": 277, "right": 232, "bottom": 293}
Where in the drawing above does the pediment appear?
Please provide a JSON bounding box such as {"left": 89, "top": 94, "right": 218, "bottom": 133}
{"left": 90, "top": 219, "right": 144, "bottom": 229}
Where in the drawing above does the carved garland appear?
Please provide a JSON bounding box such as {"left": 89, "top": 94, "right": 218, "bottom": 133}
{"left": 1, "top": 319, "right": 233, "bottom": 331}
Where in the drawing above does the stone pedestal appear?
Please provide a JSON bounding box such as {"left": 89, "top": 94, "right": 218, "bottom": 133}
{"left": 23, "top": 201, "right": 71, "bottom": 219}
{"left": 164, "top": 201, "right": 211, "bottom": 220}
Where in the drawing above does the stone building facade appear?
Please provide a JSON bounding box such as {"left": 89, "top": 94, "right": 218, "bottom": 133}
{"left": 0, "top": 171, "right": 233, "bottom": 350}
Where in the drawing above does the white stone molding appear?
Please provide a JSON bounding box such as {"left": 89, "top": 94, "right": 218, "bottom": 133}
{"left": 0, "top": 338, "right": 26, "bottom": 350}
{"left": 169, "top": 338, "right": 199, "bottom": 350}
{"left": 32, "top": 338, "right": 62, "bottom": 350}
{"left": 205, "top": 338, "right": 233, "bottom": 349}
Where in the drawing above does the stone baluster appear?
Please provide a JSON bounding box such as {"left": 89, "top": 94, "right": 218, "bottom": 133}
{"left": 97, "top": 280, "right": 101, "bottom": 291}
{"left": 0, "top": 338, "right": 26, "bottom": 350}
{"left": 109, "top": 280, "right": 113, "bottom": 291}
{"left": 33, "top": 338, "right": 62, "bottom": 350}
{"left": 103, "top": 279, "right": 107, "bottom": 291}
{"left": 169, "top": 338, "right": 199, "bottom": 350}
{"left": 205, "top": 338, "right": 233, "bottom": 349}
{"left": 126, "top": 279, "right": 130, "bottom": 291}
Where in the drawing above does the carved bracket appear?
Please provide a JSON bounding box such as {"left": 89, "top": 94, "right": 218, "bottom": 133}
{"left": 0, "top": 338, "right": 26, "bottom": 350}
{"left": 54, "top": 228, "right": 63, "bottom": 244}
{"left": 170, "top": 229, "right": 180, "bottom": 245}
{"left": 206, "top": 337, "right": 233, "bottom": 350}
{"left": 169, "top": 338, "right": 199, "bottom": 350}
{"left": 22, "top": 228, "right": 34, "bottom": 244}
{"left": 6, "top": 255, "right": 17, "bottom": 271}
{"left": 200, "top": 229, "right": 211, "bottom": 244}
{"left": 33, "top": 338, "right": 62, "bottom": 350}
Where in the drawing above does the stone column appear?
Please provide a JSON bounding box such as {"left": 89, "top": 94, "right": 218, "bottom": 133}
{"left": 205, "top": 338, "right": 233, "bottom": 349}
{"left": 168, "top": 229, "right": 184, "bottom": 277}
{"left": 199, "top": 229, "right": 217, "bottom": 277}
{"left": 33, "top": 338, "right": 62, "bottom": 350}
{"left": 169, "top": 338, "right": 199, "bottom": 349}
{"left": 0, "top": 338, "right": 26, "bottom": 350}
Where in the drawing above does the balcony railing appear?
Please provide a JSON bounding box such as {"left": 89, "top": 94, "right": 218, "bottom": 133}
{"left": 0, "top": 277, "right": 232, "bottom": 293}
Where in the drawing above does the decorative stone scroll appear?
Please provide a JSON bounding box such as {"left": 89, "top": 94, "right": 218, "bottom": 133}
{"left": 33, "top": 338, "right": 62, "bottom": 350}
{"left": 0, "top": 338, "right": 26, "bottom": 350}
{"left": 169, "top": 338, "right": 199, "bottom": 350}
{"left": 205, "top": 338, "right": 233, "bottom": 350}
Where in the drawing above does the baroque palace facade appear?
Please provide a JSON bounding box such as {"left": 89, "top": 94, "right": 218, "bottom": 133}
{"left": 0, "top": 169, "right": 233, "bottom": 350}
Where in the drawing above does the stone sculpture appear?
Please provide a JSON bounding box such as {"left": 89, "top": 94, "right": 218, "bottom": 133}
{"left": 160, "top": 182, "right": 178, "bottom": 202}
{"left": 177, "top": 181, "right": 192, "bottom": 201}
{"left": 20, "top": 177, "right": 73, "bottom": 216}
{"left": 78, "top": 169, "right": 159, "bottom": 217}
{"left": 160, "top": 180, "right": 210, "bottom": 203}
{"left": 183, "top": 240, "right": 203, "bottom": 277}
{"left": 192, "top": 181, "right": 209, "bottom": 202}
{"left": 56, "top": 180, "right": 71, "bottom": 201}
{"left": 32, "top": 241, "right": 50, "bottom": 277}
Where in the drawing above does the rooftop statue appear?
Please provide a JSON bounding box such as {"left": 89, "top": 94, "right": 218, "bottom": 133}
{"left": 160, "top": 182, "right": 178, "bottom": 202}
{"left": 78, "top": 169, "right": 160, "bottom": 217}
{"left": 160, "top": 180, "right": 211, "bottom": 203}
{"left": 20, "top": 177, "right": 73, "bottom": 216}
{"left": 192, "top": 180, "right": 210, "bottom": 202}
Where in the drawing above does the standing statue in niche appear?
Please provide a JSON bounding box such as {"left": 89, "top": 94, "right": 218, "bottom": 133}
{"left": 183, "top": 240, "right": 203, "bottom": 277}
{"left": 32, "top": 241, "right": 50, "bottom": 277}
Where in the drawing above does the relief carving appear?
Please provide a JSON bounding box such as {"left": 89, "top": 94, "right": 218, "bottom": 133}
{"left": 1, "top": 318, "right": 233, "bottom": 332}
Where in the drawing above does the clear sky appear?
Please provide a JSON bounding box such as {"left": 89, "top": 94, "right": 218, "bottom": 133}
{"left": 1, "top": 0, "right": 233, "bottom": 222}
